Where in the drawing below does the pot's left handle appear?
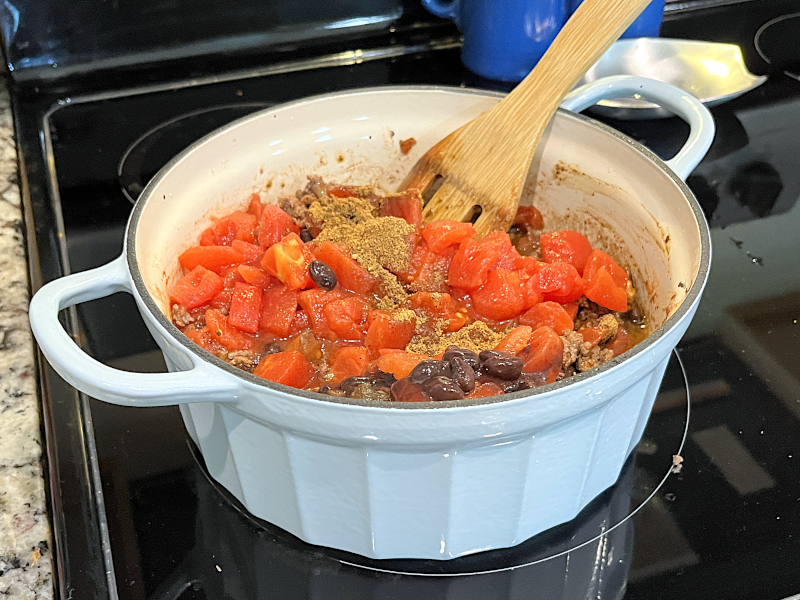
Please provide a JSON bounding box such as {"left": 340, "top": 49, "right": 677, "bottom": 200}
{"left": 29, "top": 254, "right": 239, "bottom": 407}
{"left": 561, "top": 75, "right": 715, "bottom": 180}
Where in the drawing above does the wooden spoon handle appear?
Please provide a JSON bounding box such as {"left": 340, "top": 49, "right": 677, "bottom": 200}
{"left": 491, "top": 0, "right": 654, "bottom": 138}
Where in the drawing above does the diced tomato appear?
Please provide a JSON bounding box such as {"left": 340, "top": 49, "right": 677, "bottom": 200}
{"left": 421, "top": 220, "right": 476, "bottom": 254}
{"left": 583, "top": 249, "right": 629, "bottom": 289}
{"left": 261, "top": 232, "right": 315, "bottom": 290}
{"left": 584, "top": 266, "right": 628, "bottom": 312}
{"left": 409, "top": 292, "right": 467, "bottom": 333}
{"left": 579, "top": 327, "right": 604, "bottom": 346}
{"left": 253, "top": 350, "right": 313, "bottom": 388}
{"left": 465, "top": 382, "right": 504, "bottom": 399}
{"left": 237, "top": 265, "right": 273, "bottom": 289}
{"left": 520, "top": 301, "right": 574, "bottom": 335}
{"left": 199, "top": 228, "right": 216, "bottom": 246}
{"left": 515, "top": 255, "right": 544, "bottom": 276}
{"left": 607, "top": 327, "right": 632, "bottom": 357}
{"left": 206, "top": 211, "right": 258, "bottom": 246}
{"left": 179, "top": 246, "right": 244, "bottom": 274}
{"left": 479, "top": 231, "right": 518, "bottom": 270}
{"left": 205, "top": 308, "right": 254, "bottom": 351}
{"left": 227, "top": 282, "right": 262, "bottom": 334}
{"left": 209, "top": 287, "right": 234, "bottom": 311}
{"left": 298, "top": 288, "right": 340, "bottom": 340}
{"left": 365, "top": 310, "right": 416, "bottom": 353}
{"left": 540, "top": 230, "right": 593, "bottom": 275}
{"left": 513, "top": 205, "right": 544, "bottom": 232}
{"left": 247, "top": 193, "right": 263, "bottom": 219}
{"left": 471, "top": 269, "right": 524, "bottom": 322}
{"left": 323, "top": 296, "right": 369, "bottom": 341}
{"left": 326, "top": 185, "right": 360, "bottom": 199}
{"left": 183, "top": 324, "right": 216, "bottom": 351}
{"left": 259, "top": 285, "right": 299, "bottom": 337}
{"left": 330, "top": 346, "right": 370, "bottom": 384}
{"left": 376, "top": 351, "right": 428, "bottom": 379}
{"left": 313, "top": 241, "right": 378, "bottom": 295}
{"left": 170, "top": 265, "right": 223, "bottom": 310}
{"left": 521, "top": 326, "right": 563, "bottom": 384}
{"left": 521, "top": 276, "right": 544, "bottom": 310}
{"left": 289, "top": 309, "right": 310, "bottom": 336}
{"left": 494, "top": 326, "right": 533, "bottom": 355}
{"left": 448, "top": 238, "right": 499, "bottom": 290}
{"left": 381, "top": 189, "right": 423, "bottom": 229}
{"left": 231, "top": 240, "right": 264, "bottom": 265}
{"left": 563, "top": 301, "right": 579, "bottom": 321}
{"left": 530, "top": 262, "right": 584, "bottom": 304}
{"left": 388, "top": 378, "right": 430, "bottom": 402}
{"left": 405, "top": 242, "right": 455, "bottom": 293}
{"left": 257, "top": 204, "right": 300, "bottom": 249}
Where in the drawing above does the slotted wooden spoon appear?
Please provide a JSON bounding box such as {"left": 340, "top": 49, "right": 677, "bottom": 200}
{"left": 401, "top": 0, "right": 654, "bottom": 235}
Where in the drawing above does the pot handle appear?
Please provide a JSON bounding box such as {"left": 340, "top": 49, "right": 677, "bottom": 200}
{"left": 561, "top": 75, "right": 715, "bottom": 180}
{"left": 29, "top": 254, "right": 239, "bottom": 407}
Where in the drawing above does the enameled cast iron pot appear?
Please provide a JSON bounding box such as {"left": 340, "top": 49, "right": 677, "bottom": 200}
{"left": 29, "top": 76, "right": 713, "bottom": 560}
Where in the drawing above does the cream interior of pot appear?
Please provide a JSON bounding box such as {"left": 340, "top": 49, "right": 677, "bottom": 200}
{"left": 134, "top": 88, "right": 702, "bottom": 331}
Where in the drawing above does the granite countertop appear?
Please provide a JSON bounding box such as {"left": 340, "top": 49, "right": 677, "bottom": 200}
{"left": 0, "top": 78, "right": 55, "bottom": 599}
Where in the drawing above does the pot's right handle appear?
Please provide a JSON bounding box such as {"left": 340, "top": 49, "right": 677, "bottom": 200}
{"left": 29, "top": 254, "right": 239, "bottom": 407}
{"left": 561, "top": 75, "right": 715, "bottom": 180}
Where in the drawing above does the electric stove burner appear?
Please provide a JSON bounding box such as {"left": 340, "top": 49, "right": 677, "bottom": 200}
{"left": 755, "top": 12, "right": 800, "bottom": 80}
{"left": 118, "top": 102, "right": 273, "bottom": 202}
{"left": 187, "top": 349, "right": 689, "bottom": 586}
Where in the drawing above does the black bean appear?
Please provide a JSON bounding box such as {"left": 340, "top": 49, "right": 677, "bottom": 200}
{"left": 309, "top": 260, "right": 337, "bottom": 290}
{"left": 482, "top": 355, "right": 524, "bottom": 380}
{"left": 318, "top": 385, "right": 332, "bottom": 394}
{"left": 479, "top": 349, "right": 507, "bottom": 363}
{"left": 442, "top": 346, "right": 480, "bottom": 370}
{"left": 299, "top": 227, "right": 314, "bottom": 243}
{"left": 450, "top": 357, "right": 475, "bottom": 393}
{"left": 340, "top": 376, "right": 372, "bottom": 396}
{"left": 369, "top": 370, "right": 397, "bottom": 389}
{"left": 409, "top": 360, "right": 451, "bottom": 384}
{"left": 478, "top": 374, "right": 522, "bottom": 393}
{"left": 422, "top": 376, "right": 465, "bottom": 401}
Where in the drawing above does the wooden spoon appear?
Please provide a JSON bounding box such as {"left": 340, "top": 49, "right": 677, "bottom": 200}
{"left": 401, "top": 0, "right": 654, "bottom": 236}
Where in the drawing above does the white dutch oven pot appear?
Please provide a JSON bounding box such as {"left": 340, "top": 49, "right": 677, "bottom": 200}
{"left": 30, "top": 76, "right": 713, "bottom": 560}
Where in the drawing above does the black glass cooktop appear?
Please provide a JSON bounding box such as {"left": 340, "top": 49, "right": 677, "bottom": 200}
{"left": 13, "top": 1, "right": 800, "bottom": 598}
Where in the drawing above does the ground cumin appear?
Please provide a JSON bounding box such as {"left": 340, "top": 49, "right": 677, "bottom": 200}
{"left": 406, "top": 321, "right": 504, "bottom": 356}
{"left": 310, "top": 195, "right": 414, "bottom": 309}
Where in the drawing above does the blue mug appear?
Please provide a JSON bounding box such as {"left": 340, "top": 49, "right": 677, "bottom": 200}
{"left": 421, "top": 0, "right": 569, "bottom": 82}
{"left": 568, "top": 0, "right": 665, "bottom": 37}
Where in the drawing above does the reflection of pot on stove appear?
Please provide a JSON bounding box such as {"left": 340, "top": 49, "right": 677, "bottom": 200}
{"left": 149, "top": 447, "right": 636, "bottom": 600}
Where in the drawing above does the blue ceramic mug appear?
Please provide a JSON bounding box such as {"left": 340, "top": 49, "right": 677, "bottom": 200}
{"left": 568, "top": 0, "right": 665, "bottom": 37}
{"left": 421, "top": 0, "right": 569, "bottom": 82}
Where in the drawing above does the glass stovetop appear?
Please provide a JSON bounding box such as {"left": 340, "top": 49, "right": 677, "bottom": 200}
{"left": 13, "top": 1, "right": 800, "bottom": 598}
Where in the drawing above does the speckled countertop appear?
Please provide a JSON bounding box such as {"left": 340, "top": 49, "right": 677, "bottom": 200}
{"left": 0, "top": 78, "right": 55, "bottom": 599}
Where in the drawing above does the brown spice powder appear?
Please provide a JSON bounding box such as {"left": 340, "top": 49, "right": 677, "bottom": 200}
{"left": 406, "top": 321, "right": 504, "bottom": 356}
{"left": 311, "top": 195, "right": 414, "bottom": 309}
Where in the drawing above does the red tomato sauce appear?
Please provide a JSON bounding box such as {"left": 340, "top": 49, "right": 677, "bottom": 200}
{"left": 169, "top": 179, "right": 647, "bottom": 401}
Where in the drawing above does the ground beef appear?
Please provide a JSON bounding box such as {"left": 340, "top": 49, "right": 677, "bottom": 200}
{"left": 298, "top": 174, "right": 328, "bottom": 199}
{"left": 278, "top": 195, "right": 312, "bottom": 227}
{"left": 227, "top": 350, "right": 256, "bottom": 369}
{"left": 584, "top": 314, "right": 619, "bottom": 345}
{"left": 171, "top": 304, "right": 194, "bottom": 327}
{"left": 577, "top": 346, "right": 614, "bottom": 372}
{"left": 561, "top": 331, "right": 585, "bottom": 369}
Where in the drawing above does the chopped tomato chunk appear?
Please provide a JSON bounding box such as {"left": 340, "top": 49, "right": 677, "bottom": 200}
{"left": 257, "top": 204, "right": 300, "bottom": 249}
{"left": 231, "top": 240, "right": 264, "bottom": 265}
{"left": 540, "top": 230, "right": 593, "bottom": 275}
{"left": 236, "top": 265, "right": 273, "bottom": 289}
{"left": 421, "top": 220, "right": 476, "bottom": 254}
{"left": 170, "top": 265, "right": 223, "bottom": 309}
{"left": 261, "top": 232, "right": 315, "bottom": 290}
{"left": 380, "top": 189, "right": 423, "bottom": 229}
{"left": 583, "top": 249, "right": 629, "bottom": 288}
{"left": 409, "top": 292, "right": 467, "bottom": 333}
{"left": 448, "top": 238, "right": 499, "bottom": 290}
{"left": 521, "top": 326, "right": 563, "bottom": 384}
{"left": 297, "top": 288, "right": 340, "bottom": 340}
{"left": 471, "top": 269, "right": 524, "bottom": 322}
{"left": 205, "top": 308, "right": 254, "bottom": 351}
{"left": 323, "top": 296, "right": 369, "bottom": 342}
{"left": 478, "top": 231, "right": 518, "bottom": 270}
{"left": 330, "top": 346, "right": 370, "bottom": 384}
{"left": 183, "top": 324, "right": 216, "bottom": 350}
{"left": 227, "top": 282, "right": 262, "bottom": 334}
{"left": 584, "top": 266, "right": 628, "bottom": 312}
{"left": 313, "top": 241, "right": 378, "bottom": 294}
{"left": 376, "top": 351, "right": 428, "bottom": 379}
{"left": 494, "top": 326, "right": 533, "bottom": 355}
{"left": 259, "top": 285, "right": 299, "bottom": 337}
{"left": 405, "top": 242, "right": 455, "bottom": 293}
{"left": 253, "top": 350, "right": 313, "bottom": 388}
{"left": 465, "top": 381, "right": 504, "bottom": 399}
{"left": 179, "top": 246, "right": 244, "bottom": 274}
{"left": 365, "top": 310, "right": 416, "bottom": 353}
{"left": 247, "top": 193, "right": 263, "bottom": 219}
{"left": 520, "top": 301, "right": 574, "bottom": 335}
{"left": 530, "top": 262, "right": 584, "bottom": 304}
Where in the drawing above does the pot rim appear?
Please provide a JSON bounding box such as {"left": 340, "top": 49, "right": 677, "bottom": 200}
{"left": 125, "top": 84, "right": 711, "bottom": 410}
